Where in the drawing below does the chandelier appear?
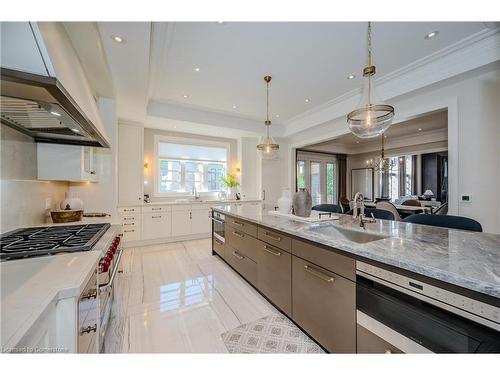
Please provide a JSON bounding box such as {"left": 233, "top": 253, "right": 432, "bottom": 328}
{"left": 347, "top": 22, "right": 395, "bottom": 138}
{"left": 257, "top": 75, "right": 279, "bottom": 159}
{"left": 366, "top": 136, "right": 402, "bottom": 172}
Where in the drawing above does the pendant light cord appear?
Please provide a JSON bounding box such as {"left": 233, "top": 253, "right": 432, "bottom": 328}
{"left": 367, "top": 21, "right": 372, "bottom": 67}
{"left": 266, "top": 78, "right": 270, "bottom": 137}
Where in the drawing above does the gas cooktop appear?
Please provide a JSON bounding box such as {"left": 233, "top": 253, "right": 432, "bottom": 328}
{"left": 0, "top": 223, "right": 110, "bottom": 261}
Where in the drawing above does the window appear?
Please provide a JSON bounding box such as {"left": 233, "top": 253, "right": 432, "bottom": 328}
{"left": 155, "top": 138, "right": 228, "bottom": 195}
{"left": 296, "top": 151, "right": 338, "bottom": 205}
{"left": 380, "top": 155, "right": 414, "bottom": 201}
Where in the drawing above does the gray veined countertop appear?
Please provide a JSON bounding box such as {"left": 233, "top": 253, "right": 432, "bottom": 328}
{"left": 213, "top": 205, "right": 500, "bottom": 300}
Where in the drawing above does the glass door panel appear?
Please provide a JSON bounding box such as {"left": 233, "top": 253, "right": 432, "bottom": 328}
{"left": 310, "top": 161, "right": 321, "bottom": 206}
{"left": 326, "top": 162, "right": 337, "bottom": 204}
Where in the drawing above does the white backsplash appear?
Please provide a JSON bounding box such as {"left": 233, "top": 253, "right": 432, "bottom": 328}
{"left": 1, "top": 126, "right": 68, "bottom": 233}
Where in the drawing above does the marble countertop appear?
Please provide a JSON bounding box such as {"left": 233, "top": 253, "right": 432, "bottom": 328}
{"left": 1, "top": 223, "right": 121, "bottom": 350}
{"left": 118, "top": 199, "right": 261, "bottom": 207}
{"left": 213, "top": 205, "right": 500, "bottom": 300}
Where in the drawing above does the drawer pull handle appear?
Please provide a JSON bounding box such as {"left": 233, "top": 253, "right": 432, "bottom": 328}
{"left": 215, "top": 239, "right": 223, "bottom": 245}
{"left": 232, "top": 251, "right": 244, "bottom": 260}
{"left": 264, "top": 231, "right": 281, "bottom": 241}
{"left": 152, "top": 215, "right": 162, "bottom": 218}
{"left": 263, "top": 245, "right": 281, "bottom": 256}
{"left": 124, "top": 229, "right": 135, "bottom": 233}
{"left": 304, "top": 265, "right": 335, "bottom": 283}
{"left": 123, "top": 209, "right": 135, "bottom": 212}
{"left": 123, "top": 223, "right": 134, "bottom": 226}
{"left": 152, "top": 208, "right": 162, "bottom": 211}
{"left": 123, "top": 217, "right": 135, "bottom": 221}
{"left": 232, "top": 221, "right": 244, "bottom": 227}
{"left": 232, "top": 231, "right": 245, "bottom": 238}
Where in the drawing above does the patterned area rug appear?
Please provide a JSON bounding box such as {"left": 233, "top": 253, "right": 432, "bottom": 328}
{"left": 221, "top": 314, "right": 325, "bottom": 353}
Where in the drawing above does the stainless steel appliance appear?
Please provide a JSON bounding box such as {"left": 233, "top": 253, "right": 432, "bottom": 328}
{"left": 356, "top": 261, "right": 500, "bottom": 353}
{"left": 0, "top": 68, "right": 109, "bottom": 147}
{"left": 211, "top": 211, "right": 225, "bottom": 244}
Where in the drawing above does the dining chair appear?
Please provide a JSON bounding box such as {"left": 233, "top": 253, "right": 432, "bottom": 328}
{"left": 312, "top": 204, "right": 343, "bottom": 214}
{"left": 403, "top": 214, "right": 482, "bottom": 232}
{"left": 375, "top": 201, "right": 402, "bottom": 221}
{"left": 433, "top": 202, "right": 448, "bottom": 215}
{"left": 346, "top": 208, "right": 395, "bottom": 221}
{"left": 401, "top": 199, "right": 421, "bottom": 207}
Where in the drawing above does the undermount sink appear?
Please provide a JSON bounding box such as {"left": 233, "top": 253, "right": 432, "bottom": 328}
{"left": 310, "top": 225, "right": 387, "bottom": 244}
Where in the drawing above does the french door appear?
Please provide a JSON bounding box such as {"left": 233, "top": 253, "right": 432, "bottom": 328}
{"left": 296, "top": 152, "right": 337, "bottom": 205}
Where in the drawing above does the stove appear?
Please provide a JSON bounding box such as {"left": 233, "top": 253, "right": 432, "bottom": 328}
{"left": 0, "top": 223, "right": 111, "bottom": 261}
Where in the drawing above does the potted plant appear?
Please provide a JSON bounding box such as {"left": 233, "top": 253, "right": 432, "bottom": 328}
{"left": 221, "top": 174, "right": 240, "bottom": 200}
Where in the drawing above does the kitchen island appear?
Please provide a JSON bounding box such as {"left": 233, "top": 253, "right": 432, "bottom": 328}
{"left": 211, "top": 205, "right": 500, "bottom": 353}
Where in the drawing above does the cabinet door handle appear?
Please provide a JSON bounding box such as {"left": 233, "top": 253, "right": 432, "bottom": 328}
{"left": 124, "top": 229, "right": 135, "bottom": 233}
{"left": 123, "top": 217, "right": 135, "bottom": 221}
{"left": 124, "top": 209, "right": 135, "bottom": 212}
{"left": 232, "top": 220, "right": 244, "bottom": 227}
{"left": 263, "top": 245, "right": 281, "bottom": 256}
{"left": 264, "top": 231, "right": 281, "bottom": 241}
{"left": 123, "top": 223, "right": 134, "bottom": 226}
{"left": 152, "top": 208, "right": 162, "bottom": 211}
{"left": 304, "top": 265, "right": 335, "bottom": 283}
{"left": 151, "top": 215, "right": 162, "bottom": 218}
{"left": 232, "top": 251, "right": 244, "bottom": 260}
{"left": 232, "top": 231, "right": 244, "bottom": 238}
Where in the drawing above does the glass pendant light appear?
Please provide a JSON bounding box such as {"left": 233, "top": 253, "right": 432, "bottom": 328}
{"left": 257, "top": 75, "right": 279, "bottom": 159}
{"left": 347, "top": 22, "right": 395, "bottom": 138}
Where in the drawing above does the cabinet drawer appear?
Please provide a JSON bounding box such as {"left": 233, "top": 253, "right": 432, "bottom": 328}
{"left": 292, "top": 256, "right": 356, "bottom": 353}
{"left": 255, "top": 239, "right": 292, "bottom": 316}
{"left": 225, "top": 245, "right": 257, "bottom": 285}
{"left": 142, "top": 205, "right": 171, "bottom": 213}
{"left": 121, "top": 220, "right": 140, "bottom": 230}
{"left": 118, "top": 206, "right": 141, "bottom": 214}
{"left": 122, "top": 227, "right": 140, "bottom": 242}
{"left": 142, "top": 213, "right": 171, "bottom": 240}
{"left": 120, "top": 215, "right": 141, "bottom": 224}
{"left": 356, "top": 325, "right": 403, "bottom": 354}
{"left": 292, "top": 239, "right": 355, "bottom": 281}
{"left": 212, "top": 237, "right": 225, "bottom": 258}
{"left": 225, "top": 225, "right": 259, "bottom": 261}
{"left": 258, "top": 227, "right": 291, "bottom": 252}
{"left": 226, "top": 217, "right": 257, "bottom": 237}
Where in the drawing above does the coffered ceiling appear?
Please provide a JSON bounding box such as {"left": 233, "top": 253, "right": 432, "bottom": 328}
{"left": 94, "top": 21, "right": 493, "bottom": 136}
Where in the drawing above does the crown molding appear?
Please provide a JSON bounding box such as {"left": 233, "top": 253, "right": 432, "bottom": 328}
{"left": 284, "top": 29, "right": 500, "bottom": 137}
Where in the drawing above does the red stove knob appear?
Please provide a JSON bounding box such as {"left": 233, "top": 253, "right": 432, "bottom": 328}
{"left": 109, "top": 246, "right": 116, "bottom": 255}
{"left": 100, "top": 260, "right": 110, "bottom": 272}
{"left": 105, "top": 253, "right": 113, "bottom": 262}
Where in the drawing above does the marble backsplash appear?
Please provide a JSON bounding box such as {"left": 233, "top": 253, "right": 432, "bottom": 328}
{"left": 1, "top": 126, "right": 69, "bottom": 233}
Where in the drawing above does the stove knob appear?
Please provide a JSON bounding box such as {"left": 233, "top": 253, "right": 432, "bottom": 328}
{"left": 109, "top": 246, "right": 116, "bottom": 255}
{"left": 100, "top": 260, "right": 110, "bottom": 272}
{"left": 105, "top": 253, "right": 113, "bottom": 262}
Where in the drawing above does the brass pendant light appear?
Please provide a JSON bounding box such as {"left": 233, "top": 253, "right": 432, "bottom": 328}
{"left": 366, "top": 135, "right": 402, "bottom": 172}
{"left": 347, "top": 22, "right": 395, "bottom": 138}
{"left": 257, "top": 75, "right": 279, "bottom": 159}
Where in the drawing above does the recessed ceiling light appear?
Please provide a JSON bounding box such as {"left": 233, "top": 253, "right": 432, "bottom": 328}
{"left": 347, "top": 74, "right": 356, "bottom": 80}
{"left": 275, "top": 114, "right": 280, "bottom": 118}
{"left": 418, "top": 128, "right": 422, "bottom": 131}
{"left": 111, "top": 35, "right": 125, "bottom": 44}
{"left": 305, "top": 98, "right": 310, "bottom": 103}
{"left": 194, "top": 67, "right": 200, "bottom": 72}
{"left": 50, "top": 111, "right": 61, "bottom": 117}
{"left": 183, "top": 94, "right": 189, "bottom": 98}
{"left": 424, "top": 31, "right": 439, "bottom": 40}
{"left": 232, "top": 105, "right": 238, "bottom": 109}
{"left": 217, "top": 21, "right": 224, "bottom": 24}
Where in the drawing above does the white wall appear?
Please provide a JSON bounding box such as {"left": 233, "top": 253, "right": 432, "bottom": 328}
{"left": 240, "top": 137, "right": 261, "bottom": 200}
{"left": 68, "top": 98, "right": 118, "bottom": 216}
{"left": 261, "top": 139, "right": 290, "bottom": 210}
{"left": 285, "top": 63, "right": 500, "bottom": 233}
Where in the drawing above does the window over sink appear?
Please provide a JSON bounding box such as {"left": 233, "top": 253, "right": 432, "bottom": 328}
{"left": 154, "top": 136, "right": 229, "bottom": 196}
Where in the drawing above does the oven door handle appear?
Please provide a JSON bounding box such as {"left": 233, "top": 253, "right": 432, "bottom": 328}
{"left": 210, "top": 217, "right": 224, "bottom": 225}
{"left": 99, "top": 247, "right": 124, "bottom": 292}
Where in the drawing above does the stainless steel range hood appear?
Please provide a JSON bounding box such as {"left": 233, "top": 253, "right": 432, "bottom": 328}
{"left": 1, "top": 68, "right": 110, "bottom": 148}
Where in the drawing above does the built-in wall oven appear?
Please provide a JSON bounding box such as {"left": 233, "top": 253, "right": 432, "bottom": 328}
{"left": 356, "top": 261, "right": 500, "bottom": 353}
{"left": 211, "top": 211, "right": 225, "bottom": 243}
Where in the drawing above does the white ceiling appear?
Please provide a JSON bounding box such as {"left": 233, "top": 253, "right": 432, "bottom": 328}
{"left": 94, "top": 21, "right": 490, "bottom": 134}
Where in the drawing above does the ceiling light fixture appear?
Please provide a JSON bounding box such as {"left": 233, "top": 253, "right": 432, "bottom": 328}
{"left": 347, "top": 74, "right": 356, "bottom": 80}
{"left": 275, "top": 114, "right": 280, "bottom": 118}
{"left": 111, "top": 35, "right": 125, "bottom": 44}
{"left": 257, "top": 75, "right": 279, "bottom": 159}
{"left": 232, "top": 105, "right": 238, "bottom": 109}
{"left": 347, "top": 22, "right": 395, "bottom": 138}
{"left": 305, "top": 98, "right": 310, "bottom": 103}
{"left": 366, "top": 136, "right": 401, "bottom": 172}
{"left": 194, "top": 67, "right": 200, "bottom": 72}
{"left": 183, "top": 94, "right": 189, "bottom": 98}
{"left": 424, "top": 31, "right": 439, "bottom": 40}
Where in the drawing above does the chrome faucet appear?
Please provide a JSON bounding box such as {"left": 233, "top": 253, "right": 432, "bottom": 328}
{"left": 192, "top": 186, "right": 200, "bottom": 201}
{"left": 353, "top": 192, "right": 376, "bottom": 229}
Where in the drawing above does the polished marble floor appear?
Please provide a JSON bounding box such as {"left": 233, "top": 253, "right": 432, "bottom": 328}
{"left": 104, "top": 238, "right": 278, "bottom": 353}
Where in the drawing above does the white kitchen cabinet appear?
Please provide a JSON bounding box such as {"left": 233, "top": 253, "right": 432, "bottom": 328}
{"left": 171, "top": 209, "right": 192, "bottom": 237}
{"left": 0, "top": 22, "right": 51, "bottom": 76}
{"left": 191, "top": 206, "right": 212, "bottom": 235}
{"left": 118, "top": 124, "right": 144, "bottom": 205}
{"left": 142, "top": 212, "right": 172, "bottom": 240}
{"left": 37, "top": 144, "right": 98, "bottom": 182}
